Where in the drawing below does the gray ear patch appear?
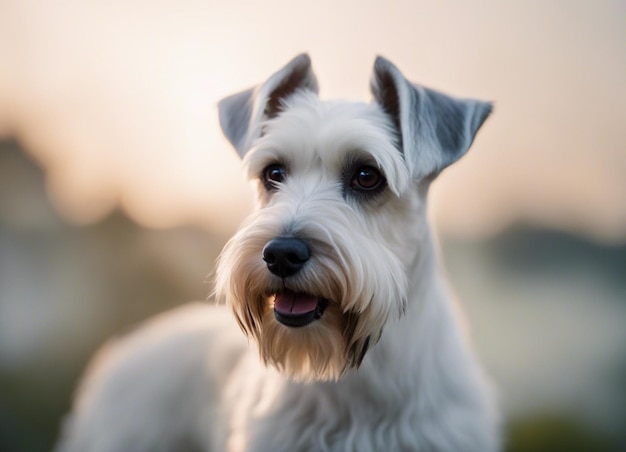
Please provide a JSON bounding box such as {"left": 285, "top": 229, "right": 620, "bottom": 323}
{"left": 218, "top": 54, "right": 319, "bottom": 158}
{"left": 218, "top": 87, "right": 255, "bottom": 157}
{"left": 371, "top": 56, "right": 492, "bottom": 179}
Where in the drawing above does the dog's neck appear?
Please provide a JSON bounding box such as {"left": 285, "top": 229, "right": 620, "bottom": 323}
{"left": 228, "top": 219, "right": 498, "bottom": 451}
{"left": 347, "top": 222, "right": 443, "bottom": 382}
{"left": 236, "top": 224, "right": 495, "bottom": 451}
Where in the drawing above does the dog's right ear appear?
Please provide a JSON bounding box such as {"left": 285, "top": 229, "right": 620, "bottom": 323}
{"left": 218, "top": 54, "right": 319, "bottom": 158}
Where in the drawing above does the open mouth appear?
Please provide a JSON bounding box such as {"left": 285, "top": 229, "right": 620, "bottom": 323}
{"left": 272, "top": 291, "right": 329, "bottom": 327}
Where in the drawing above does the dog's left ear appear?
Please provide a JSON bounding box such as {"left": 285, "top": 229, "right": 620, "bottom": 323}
{"left": 218, "top": 54, "right": 319, "bottom": 157}
{"left": 371, "top": 56, "right": 492, "bottom": 180}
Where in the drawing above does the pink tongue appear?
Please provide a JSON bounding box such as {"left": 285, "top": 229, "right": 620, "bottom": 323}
{"left": 273, "top": 292, "right": 319, "bottom": 315}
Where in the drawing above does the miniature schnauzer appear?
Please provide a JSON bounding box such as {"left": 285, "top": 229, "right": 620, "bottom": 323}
{"left": 57, "top": 54, "right": 500, "bottom": 451}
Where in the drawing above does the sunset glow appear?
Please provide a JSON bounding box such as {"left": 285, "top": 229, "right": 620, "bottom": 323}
{"left": 0, "top": 0, "right": 624, "bottom": 241}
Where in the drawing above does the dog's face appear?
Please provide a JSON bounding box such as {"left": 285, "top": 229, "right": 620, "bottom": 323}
{"left": 215, "top": 55, "right": 491, "bottom": 381}
{"left": 217, "top": 92, "right": 421, "bottom": 380}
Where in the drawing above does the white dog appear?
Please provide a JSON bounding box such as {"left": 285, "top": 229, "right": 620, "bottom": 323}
{"left": 56, "top": 54, "right": 500, "bottom": 451}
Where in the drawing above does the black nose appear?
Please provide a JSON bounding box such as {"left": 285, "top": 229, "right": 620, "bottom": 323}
{"left": 262, "top": 237, "right": 310, "bottom": 277}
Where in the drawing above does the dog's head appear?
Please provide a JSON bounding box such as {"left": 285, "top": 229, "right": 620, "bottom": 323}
{"left": 215, "top": 54, "right": 491, "bottom": 381}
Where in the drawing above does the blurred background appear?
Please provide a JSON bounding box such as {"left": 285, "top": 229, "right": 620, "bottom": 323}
{"left": 0, "top": 0, "right": 624, "bottom": 450}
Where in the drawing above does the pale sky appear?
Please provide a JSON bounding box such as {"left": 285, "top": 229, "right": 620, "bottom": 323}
{"left": 0, "top": 0, "right": 624, "bottom": 241}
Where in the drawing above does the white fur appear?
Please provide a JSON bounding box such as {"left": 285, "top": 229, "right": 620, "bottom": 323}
{"left": 56, "top": 55, "right": 500, "bottom": 451}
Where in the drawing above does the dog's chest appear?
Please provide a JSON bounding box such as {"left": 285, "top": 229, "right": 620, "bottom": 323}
{"left": 229, "top": 371, "right": 422, "bottom": 452}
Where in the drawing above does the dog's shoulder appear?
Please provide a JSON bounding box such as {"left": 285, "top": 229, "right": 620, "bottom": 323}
{"left": 56, "top": 303, "right": 246, "bottom": 452}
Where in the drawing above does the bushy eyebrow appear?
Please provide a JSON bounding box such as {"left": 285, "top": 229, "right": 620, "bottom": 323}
{"left": 243, "top": 146, "right": 287, "bottom": 181}
{"left": 342, "top": 150, "right": 381, "bottom": 169}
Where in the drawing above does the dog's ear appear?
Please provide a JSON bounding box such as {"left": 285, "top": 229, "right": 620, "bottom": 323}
{"left": 371, "top": 56, "right": 492, "bottom": 180}
{"left": 218, "top": 53, "right": 319, "bottom": 157}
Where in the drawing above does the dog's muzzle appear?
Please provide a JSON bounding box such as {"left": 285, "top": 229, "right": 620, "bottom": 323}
{"left": 262, "top": 237, "right": 329, "bottom": 327}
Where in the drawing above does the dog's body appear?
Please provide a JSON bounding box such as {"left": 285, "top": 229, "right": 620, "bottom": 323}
{"left": 57, "top": 55, "right": 500, "bottom": 451}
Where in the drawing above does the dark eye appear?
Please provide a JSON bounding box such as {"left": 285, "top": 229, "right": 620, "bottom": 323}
{"left": 350, "top": 166, "right": 384, "bottom": 191}
{"left": 262, "top": 164, "right": 286, "bottom": 189}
